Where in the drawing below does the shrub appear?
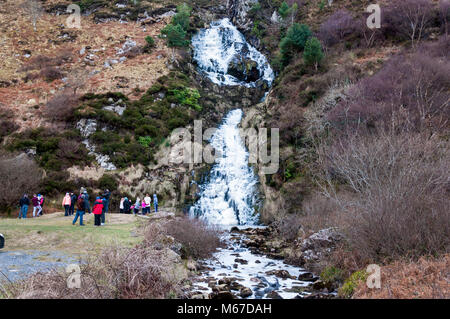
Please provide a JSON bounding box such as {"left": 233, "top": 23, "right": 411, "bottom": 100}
{"left": 164, "top": 218, "right": 222, "bottom": 259}
{"left": 280, "top": 23, "right": 312, "bottom": 65}
{"left": 328, "top": 40, "right": 450, "bottom": 133}
{"left": 98, "top": 174, "right": 118, "bottom": 191}
{"left": 317, "top": 9, "right": 358, "bottom": 47}
{"left": 168, "top": 87, "right": 201, "bottom": 111}
{"left": 45, "top": 90, "right": 79, "bottom": 121}
{"left": 303, "top": 37, "right": 324, "bottom": 70}
{"left": 382, "top": 0, "right": 434, "bottom": 46}
{"left": 338, "top": 270, "right": 368, "bottom": 298}
{"left": 4, "top": 241, "right": 181, "bottom": 299}
{"left": 0, "top": 152, "right": 43, "bottom": 209}
{"left": 39, "top": 67, "right": 64, "bottom": 82}
{"left": 318, "top": 132, "right": 450, "bottom": 262}
{"left": 0, "top": 104, "right": 19, "bottom": 141}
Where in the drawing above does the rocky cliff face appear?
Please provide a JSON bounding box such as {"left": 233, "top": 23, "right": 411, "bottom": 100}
{"left": 228, "top": 0, "right": 259, "bottom": 32}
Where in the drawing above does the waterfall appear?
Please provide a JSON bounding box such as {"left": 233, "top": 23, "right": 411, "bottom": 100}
{"left": 190, "top": 19, "right": 275, "bottom": 226}
{"left": 189, "top": 109, "right": 260, "bottom": 226}
{"left": 191, "top": 18, "right": 274, "bottom": 88}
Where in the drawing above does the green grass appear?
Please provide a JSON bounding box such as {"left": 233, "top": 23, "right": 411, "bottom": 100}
{"left": 0, "top": 213, "right": 143, "bottom": 254}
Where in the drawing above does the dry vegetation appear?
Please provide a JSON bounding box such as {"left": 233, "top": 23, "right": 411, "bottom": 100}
{"left": 353, "top": 254, "right": 450, "bottom": 299}
{"left": 0, "top": 216, "right": 221, "bottom": 299}
{"left": 0, "top": 152, "right": 43, "bottom": 211}
{"left": 0, "top": 0, "right": 170, "bottom": 132}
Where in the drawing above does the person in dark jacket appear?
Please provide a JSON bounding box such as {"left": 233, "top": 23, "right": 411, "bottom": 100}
{"left": 123, "top": 197, "right": 131, "bottom": 214}
{"left": 83, "top": 190, "right": 91, "bottom": 214}
{"left": 19, "top": 194, "right": 30, "bottom": 219}
{"left": 92, "top": 197, "right": 104, "bottom": 226}
{"left": 69, "top": 192, "right": 77, "bottom": 216}
{"left": 101, "top": 189, "right": 111, "bottom": 225}
{"left": 72, "top": 195, "right": 86, "bottom": 226}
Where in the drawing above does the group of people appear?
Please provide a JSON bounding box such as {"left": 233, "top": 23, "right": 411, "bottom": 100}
{"left": 119, "top": 194, "right": 158, "bottom": 215}
{"left": 18, "top": 194, "right": 46, "bottom": 219}
{"left": 18, "top": 189, "right": 159, "bottom": 226}
{"left": 63, "top": 188, "right": 111, "bottom": 227}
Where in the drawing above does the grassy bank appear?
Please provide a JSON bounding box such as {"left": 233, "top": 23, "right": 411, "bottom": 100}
{"left": 0, "top": 212, "right": 144, "bottom": 254}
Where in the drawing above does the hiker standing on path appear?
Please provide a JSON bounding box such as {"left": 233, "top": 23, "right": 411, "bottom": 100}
{"left": 19, "top": 194, "right": 30, "bottom": 219}
{"left": 62, "top": 193, "right": 71, "bottom": 216}
{"left": 31, "top": 194, "right": 40, "bottom": 217}
{"left": 153, "top": 194, "right": 158, "bottom": 213}
{"left": 92, "top": 197, "right": 104, "bottom": 226}
{"left": 143, "top": 194, "right": 151, "bottom": 215}
{"left": 101, "top": 189, "right": 111, "bottom": 225}
{"left": 69, "top": 192, "right": 77, "bottom": 216}
{"left": 72, "top": 194, "right": 86, "bottom": 226}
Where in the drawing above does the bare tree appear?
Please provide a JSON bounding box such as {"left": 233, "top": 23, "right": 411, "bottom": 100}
{"left": 66, "top": 68, "right": 89, "bottom": 95}
{"left": 21, "top": 0, "right": 44, "bottom": 32}
{"left": 0, "top": 152, "right": 43, "bottom": 209}
{"left": 384, "top": 0, "right": 433, "bottom": 47}
{"left": 316, "top": 132, "right": 450, "bottom": 261}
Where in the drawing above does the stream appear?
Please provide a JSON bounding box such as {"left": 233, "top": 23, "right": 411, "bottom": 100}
{"left": 188, "top": 19, "right": 316, "bottom": 299}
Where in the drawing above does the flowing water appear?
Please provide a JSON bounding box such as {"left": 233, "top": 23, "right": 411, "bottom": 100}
{"left": 192, "top": 18, "right": 274, "bottom": 87}
{"left": 189, "top": 109, "right": 259, "bottom": 226}
{"left": 189, "top": 19, "right": 314, "bottom": 299}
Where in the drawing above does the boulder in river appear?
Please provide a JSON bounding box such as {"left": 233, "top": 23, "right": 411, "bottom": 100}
{"left": 239, "top": 287, "right": 253, "bottom": 298}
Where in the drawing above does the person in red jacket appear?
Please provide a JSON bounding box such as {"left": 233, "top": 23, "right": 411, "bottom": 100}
{"left": 92, "top": 197, "right": 104, "bottom": 227}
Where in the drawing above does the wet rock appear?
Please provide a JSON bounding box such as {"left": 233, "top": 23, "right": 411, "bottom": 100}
{"left": 266, "top": 291, "right": 283, "bottom": 299}
{"left": 234, "top": 258, "right": 248, "bottom": 265}
{"left": 298, "top": 272, "right": 318, "bottom": 282}
{"left": 228, "top": 0, "right": 258, "bottom": 32}
{"left": 265, "top": 269, "right": 294, "bottom": 279}
{"left": 210, "top": 291, "right": 235, "bottom": 300}
{"left": 227, "top": 56, "right": 260, "bottom": 83}
{"left": 230, "top": 226, "right": 240, "bottom": 233}
{"left": 312, "top": 280, "right": 333, "bottom": 291}
{"left": 239, "top": 287, "right": 253, "bottom": 298}
{"left": 212, "top": 284, "right": 229, "bottom": 292}
{"left": 191, "top": 293, "right": 209, "bottom": 299}
{"left": 295, "top": 228, "right": 343, "bottom": 266}
{"left": 186, "top": 259, "right": 198, "bottom": 271}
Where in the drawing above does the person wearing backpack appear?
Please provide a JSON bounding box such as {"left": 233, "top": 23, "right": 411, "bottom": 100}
{"left": 92, "top": 197, "right": 104, "bottom": 226}
{"left": 19, "top": 194, "right": 30, "bottom": 219}
{"left": 72, "top": 194, "right": 86, "bottom": 226}
{"left": 62, "top": 193, "right": 71, "bottom": 216}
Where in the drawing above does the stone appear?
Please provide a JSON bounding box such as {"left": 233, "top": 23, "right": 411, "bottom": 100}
{"left": 266, "top": 291, "right": 283, "bottom": 299}
{"left": 210, "top": 291, "right": 234, "bottom": 300}
{"left": 298, "top": 272, "right": 318, "bottom": 282}
{"left": 239, "top": 287, "right": 253, "bottom": 298}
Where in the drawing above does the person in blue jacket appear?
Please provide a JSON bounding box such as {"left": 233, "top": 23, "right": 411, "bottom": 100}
{"left": 153, "top": 193, "right": 158, "bottom": 213}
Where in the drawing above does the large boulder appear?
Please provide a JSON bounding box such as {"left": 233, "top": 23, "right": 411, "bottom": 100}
{"left": 228, "top": 0, "right": 259, "bottom": 32}
{"left": 295, "top": 228, "right": 343, "bottom": 266}
{"left": 227, "top": 56, "right": 260, "bottom": 83}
